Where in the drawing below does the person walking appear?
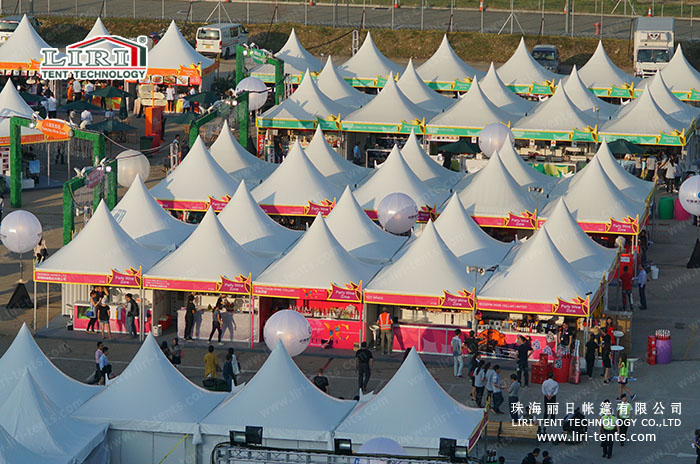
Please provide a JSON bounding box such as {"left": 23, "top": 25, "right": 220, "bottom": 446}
{"left": 223, "top": 354, "right": 236, "bottom": 392}
{"left": 664, "top": 158, "right": 677, "bottom": 193}
{"left": 313, "top": 368, "right": 330, "bottom": 393}
{"left": 208, "top": 306, "right": 223, "bottom": 345}
{"left": 473, "top": 361, "right": 487, "bottom": 407}
{"left": 124, "top": 293, "right": 138, "bottom": 338}
{"left": 490, "top": 365, "right": 506, "bottom": 414}
{"left": 542, "top": 372, "right": 559, "bottom": 420}
{"left": 617, "top": 394, "right": 632, "bottom": 446}
{"left": 617, "top": 354, "right": 636, "bottom": 400}
{"left": 98, "top": 346, "right": 111, "bottom": 384}
{"left": 204, "top": 345, "right": 219, "bottom": 379}
{"left": 86, "top": 290, "right": 99, "bottom": 334}
{"left": 521, "top": 448, "right": 540, "bottom": 464}
{"left": 91, "top": 341, "right": 103, "bottom": 384}
{"left": 227, "top": 348, "right": 240, "bottom": 386}
{"left": 599, "top": 402, "right": 618, "bottom": 459}
{"left": 585, "top": 334, "right": 599, "bottom": 379}
{"left": 377, "top": 310, "right": 394, "bottom": 355}
{"left": 451, "top": 328, "right": 465, "bottom": 377}
{"left": 355, "top": 341, "right": 373, "bottom": 394}
{"left": 170, "top": 338, "right": 182, "bottom": 368}
{"left": 98, "top": 296, "right": 112, "bottom": 340}
{"left": 516, "top": 335, "right": 532, "bottom": 387}
{"left": 469, "top": 352, "right": 481, "bottom": 401}
{"left": 184, "top": 294, "right": 196, "bottom": 341}
{"left": 620, "top": 266, "right": 633, "bottom": 310}
{"left": 508, "top": 373, "right": 520, "bottom": 420}
{"left": 602, "top": 334, "right": 613, "bottom": 383}
{"left": 636, "top": 266, "right": 648, "bottom": 310}
{"left": 484, "top": 363, "right": 495, "bottom": 404}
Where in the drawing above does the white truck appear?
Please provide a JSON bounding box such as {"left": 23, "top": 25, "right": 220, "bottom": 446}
{"left": 634, "top": 17, "right": 675, "bottom": 78}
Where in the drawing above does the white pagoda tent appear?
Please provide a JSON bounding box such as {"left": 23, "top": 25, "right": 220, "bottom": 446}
{"left": 254, "top": 28, "right": 323, "bottom": 77}
{"left": 305, "top": 126, "right": 371, "bottom": 187}
{"left": 337, "top": 31, "right": 402, "bottom": 81}
{"left": 400, "top": 130, "right": 463, "bottom": 189}
{"left": 417, "top": 34, "right": 485, "bottom": 84}
{"left": 600, "top": 89, "right": 687, "bottom": 137}
{"left": 209, "top": 120, "right": 276, "bottom": 184}
{"left": 619, "top": 72, "right": 700, "bottom": 126}
{"left": 513, "top": 85, "right": 596, "bottom": 133}
{"left": 0, "top": 15, "right": 54, "bottom": 66}
{"left": 148, "top": 21, "right": 216, "bottom": 87}
{"left": 497, "top": 38, "right": 559, "bottom": 88}
{"left": 496, "top": 142, "right": 557, "bottom": 191}
{"left": 578, "top": 41, "right": 639, "bottom": 91}
{"left": 562, "top": 65, "right": 618, "bottom": 119}
{"left": 83, "top": 17, "right": 119, "bottom": 54}
{"left": 218, "top": 181, "right": 302, "bottom": 257}
{"left": 325, "top": 187, "right": 408, "bottom": 264}
{"left": 657, "top": 44, "right": 700, "bottom": 95}
{"left": 112, "top": 175, "right": 194, "bottom": 251}
{"left": 397, "top": 59, "right": 455, "bottom": 113}
{"left": 334, "top": 348, "right": 486, "bottom": 453}
{"left": 480, "top": 63, "right": 536, "bottom": 116}
{"left": 315, "top": 56, "right": 373, "bottom": 109}
{"left": 0, "top": 79, "right": 43, "bottom": 142}
{"left": 0, "top": 423, "right": 67, "bottom": 464}
{"left": 591, "top": 141, "right": 655, "bottom": 201}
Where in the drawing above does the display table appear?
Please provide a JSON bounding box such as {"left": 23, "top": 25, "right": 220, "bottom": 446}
{"left": 304, "top": 318, "right": 362, "bottom": 350}
{"left": 177, "top": 308, "right": 258, "bottom": 343}
{"left": 73, "top": 302, "right": 153, "bottom": 334}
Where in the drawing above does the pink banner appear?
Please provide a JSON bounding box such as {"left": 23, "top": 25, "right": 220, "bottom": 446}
{"left": 606, "top": 217, "right": 639, "bottom": 235}
{"left": 208, "top": 196, "right": 231, "bottom": 212}
{"left": 308, "top": 318, "right": 362, "bottom": 350}
{"left": 554, "top": 296, "right": 589, "bottom": 316}
{"left": 109, "top": 268, "right": 141, "bottom": 287}
{"left": 365, "top": 291, "right": 441, "bottom": 307}
{"left": 258, "top": 199, "right": 336, "bottom": 217}
{"left": 34, "top": 270, "right": 109, "bottom": 285}
{"left": 477, "top": 298, "right": 554, "bottom": 314}
{"left": 440, "top": 289, "right": 475, "bottom": 309}
{"left": 471, "top": 215, "right": 508, "bottom": 227}
{"left": 327, "top": 283, "right": 362, "bottom": 302}
{"left": 304, "top": 199, "right": 336, "bottom": 216}
{"left": 143, "top": 277, "right": 217, "bottom": 292}
{"left": 218, "top": 275, "right": 251, "bottom": 294}
{"left": 505, "top": 212, "right": 537, "bottom": 229}
{"left": 156, "top": 199, "right": 208, "bottom": 212}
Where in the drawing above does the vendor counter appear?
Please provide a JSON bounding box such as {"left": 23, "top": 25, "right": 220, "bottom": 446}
{"left": 177, "top": 308, "right": 258, "bottom": 343}
{"left": 306, "top": 317, "right": 362, "bottom": 350}
{"left": 73, "top": 302, "right": 160, "bottom": 335}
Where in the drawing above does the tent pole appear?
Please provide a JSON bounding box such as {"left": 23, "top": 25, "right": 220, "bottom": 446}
{"left": 249, "top": 295, "right": 255, "bottom": 349}
{"left": 33, "top": 279, "right": 37, "bottom": 333}
{"left": 46, "top": 282, "right": 49, "bottom": 328}
{"left": 139, "top": 287, "right": 145, "bottom": 341}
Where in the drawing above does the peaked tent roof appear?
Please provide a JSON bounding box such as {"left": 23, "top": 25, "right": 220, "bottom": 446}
{"left": 0, "top": 371, "right": 107, "bottom": 463}
{"left": 497, "top": 142, "right": 557, "bottom": 190}
{"left": 620, "top": 72, "right": 700, "bottom": 125}
{"left": 251, "top": 140, "right": 342, "bottom": 206}
{"left": 514, "top": 84, "right": 596, "bottom": 132}
{"left": 259, "top": 28, "right": 323, "bottom": 76}
{"left": 337, "top": 31, "right": 402, "bottom": 79}
{"left": 480, "top": 63, "right": 536, "bottom": 116}
{"left": 417, "top": 34, "right": 485, "bottom": 83}
{"left": 325, "top": 187, "right": 408, "bottom": 264}
{"left": 434, "top": 194, "right": 513, "bottom": 268}
{"left": 148, "top": 20, "right": 214, "bottom": 70}
{"left": 400, "top": 130, "right": 463, "bottom": 189}
{"left": 150, "top": 136, "right": 239, "bottom": 202}
{"left": 255, "top": 214, "right": 381, "bottom": 289}
{"left": 144, "top": 208, "right": 272, "bottom": 282}
{"left": 658, "top": 44, "right": 700, "bottom": 93}
{"left": 37, "top": 201, "right": 166, "bottom": 276}
{"left": 600, "top": 89, "right": 687, "bottom": 136}
{"left": 0, "top": 324, "right": 100, "bottom": 408}
{"left": 0, "top": 78, "right": 35, "bottom": 118}
{"left": 305, "top": 126, "right": 371, "bottom": 187}
{"left": 74, "top": 334, "right": 226, "bottom": 433}
{"left": 496, "top": 38, "right": 559, "bottom": 87}
{"left": 353, "top": 145, "right": 448, "bottom": 211}
{"left": 218, "top": 181, "right": 302, "bottom": 257}
{"left": 201, "top": 342, "right": 355, "bottom": 441}
{"left": 315, "top": 56, "right": 373, "bottom": 108}
{"left": 590, "top": 141, "right": 655, "bottom": 200}
{"left": 209, "top": 120, "right": 277, "bottom": 183}
{"left": 85, "top": 16, "right": 110, "bottom": 37}
{"left": 397, "top": 59, "right": 455, "bottom": 113}
{"left": 0, "top": 423, "right": 67, "bottom": 464}
{"left": 0, "top": 15, "right": 53, "bottom": 64}
{"left": 562, "top": 65, "right": 618, "bottom": 119}
{"left": 112, "top": 175, "right": 194, "bottom": 251}
{"left": 578, "top": 41, "right": 639, "bottom": 89}
{"left": 334, "top": 348, "right": 485, "bottom": 449}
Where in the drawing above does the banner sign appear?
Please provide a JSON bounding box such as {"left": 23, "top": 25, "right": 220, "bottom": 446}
{"left": 34, "top": 267, "right": 142, "bottom": 288}
{"left": 143, "top": 273, "right": 251, "bottom": 295}
{"left": 365, "top": 288, "right": 474, "bottom": 310}
{"left": 258, "top": 198, "right": 336, "bottom": 217}
{"left": 254, "top": 282, "right": 361, "bottom": 302}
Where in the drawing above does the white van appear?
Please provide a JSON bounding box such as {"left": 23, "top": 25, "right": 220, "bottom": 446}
{"left": 195, "top": 23, "right": 248, "bottom": 58}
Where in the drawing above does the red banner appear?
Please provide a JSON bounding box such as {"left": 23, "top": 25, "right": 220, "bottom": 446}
{"left": 439, "top": 289, "right": 475, "bottom": 310}
{"left": 156, "top": 199, "right": 209, "bottom": 212}
{"left": 308, "top": 318, "right": 362, "bottom": 350}
{"left": 505, "top": 211, "right": 537, "bottom": 229}
{"left": 477, "top": 298, "right": 555, "bottom": 315}
{"left": 577, "top": 216, "right": 640, "bottom": 235}
{"left": 364, "top": 288, "right": 474, "bottom": 310}
{"left": 554, "top": 296, "right": 589, "bottom": 316}
{"left": 109, "top": 268, "right": 141, "bottom": 287}
{"left": 144, "top": 274, "right": 251, "bottom": 295}
{"left": 304, "top": 199, "right": 336, "bottom": 216}
{"left": 327, "top": 282, "right": 362, "bottom": 302}
{"left": 208, "top": 195, "right": 231, "bottom": 212}
{"left": 34, "top": 267, "right": 141, "bottom": 288}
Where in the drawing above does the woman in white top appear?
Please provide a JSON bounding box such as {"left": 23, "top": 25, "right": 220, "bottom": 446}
{"left": 473, "top": 361, "right": 488, "bottom": 407}
{"left": 664, "top": 158, "right": 677, "bottom": 193}
{"left": 165, "top": 86, "right": 176, "bottom": 112}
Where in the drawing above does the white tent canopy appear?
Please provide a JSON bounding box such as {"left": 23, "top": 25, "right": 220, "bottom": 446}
{"left": 200, "top": 342, "right": 355, "bottom": 442}
{"left": 434, "top": 194, "right": 513, "bottom": 268}
{"left": 209, "top": 120, "right": 277, "bottom": 184}
{"left": 497, "top": 38, "right": 559, "bottom": 87}
{"left": 600, "top": 89, "right": 686, "bottom": 136}
{"left": 400, "top": 130, "right": 463, "bottom": 190}
{"left": 658, "top": 44, "right": 700, "bottom": 93}
{"left": 417, "top": 34, "right": 485, "bottom": 83}
{"left": 112, "top": 175, "right": 194, "bottom": 251}
{"left": 143, "top": 208, "right": 272, "bottom": 283}
{"left": 0, "top": 78, "right": 36, "bottom": 118}
{"left": 578, "top": 41, "right": 639, "bottom": 89}
{"left": 334, "top": 348, "right": 485, "bottom": 451}
{"left": 83, "top": 16, "right": 119, "bottom": 54}
{"left": 150, "top": 136, "right": 239, "bottom": 203}
{"left": 325, "top": 186, "right": 408, "bottom": 264}
{"left": 37, "top": 201, "right": 166, "bottom": 277}
{"left": 590, "top": 141, "right": 655, "bottom": 200}
{"left": 0, "top": 15, "right": 53, "bottom": 64}
{"left": 74, "top": 334, "right": 226, "bottom": 433}
{"left": 0, "top": 324, "right": 100, "bottom": 408}
{"left": 496, "top": 142, "right": 557, "bottom": 191}
{"left": 562, "top": 65, "right": 618, "bottom": 119}
{"left": 251, "top": 140, "right": 342, "bottom": 207}
{"left": 397, "top": 59, "right": 455, "bottom": 113}
{"left": 428, "top": 78, "right": 515, "bottom": 129}
{"left": 218, "top": 181, "right": 302, "bottom": 257}
{"left": 254, "top": 214, "right": 381, "bottom": 290}
{"left": 148, "top": 20, "right": 214, "bottom": 70}
{"left": 315, "top": 56, "right": 373, "bottom": 109}
{"left": 619, "top": 72, "right": 700, "bottom": 125}
{"left": 480, "top": 63, "right": 536, "bottom": 116}
{"left": 514, "top": 85, "right": 596, "bottom": 132}
{"left": 0, "top": 423, "right": 67, "bottom": 464}
{"left": 337, "top": 31, "right": 402, "bottom": 80}
{"left": 305, "top": 126, "right": 371, "bottom": 187}
{"left": 255, "top": 28, "right": 323, "bottom": 77}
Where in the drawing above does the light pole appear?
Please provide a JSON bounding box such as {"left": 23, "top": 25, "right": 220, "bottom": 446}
{"left": 465, "top": 266, "right": 485, "bottom": 329}
{"left": 528, "top": 186, "right": 544, "bottom": 217}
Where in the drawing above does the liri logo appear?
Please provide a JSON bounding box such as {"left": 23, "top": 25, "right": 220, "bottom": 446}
{"left": 40, "top": 35, "right": 148, "bottom": 81}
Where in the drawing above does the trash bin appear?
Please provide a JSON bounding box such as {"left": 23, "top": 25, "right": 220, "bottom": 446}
{"left": 655, "top": 329, "right": 672, "bottom": 364}
{"left": 658, "top": 197, "right": 674, "bottom": 220}
{"left": 553, "top": 354, "right": 571, "bottom": 383}
{"left": 140, "top": 135, "right": 154, "bottom": 151}
{"left": 674, "top": 198, "right": 691, "bottom": 220}
{"left": 202, "top": 377, "right": 229, "bottom": 392}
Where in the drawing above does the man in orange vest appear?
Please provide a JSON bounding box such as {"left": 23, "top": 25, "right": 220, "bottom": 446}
{"left": 377, "top": 310, "right": 394, "bottom": 355}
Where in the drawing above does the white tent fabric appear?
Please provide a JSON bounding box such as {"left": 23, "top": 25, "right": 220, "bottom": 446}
{"left": 254, "top": 28, "right": 323, "bottom": 77}
{"left": 112, "top": 175, "right": 194, "bottom": 251}
{"left": 479, "top": 228, "right": 599, "bottom": 304}
{"left": 397, "top": 59, "right": 455, "bottom": 113}
{"left": 457, "top": 150, "right": 536, "bottom": 217}
{"left": 200, "top": 342, "right": 355, "bottom": 442}
{"left": 578, "top": 41, "right": 639, "bottom": 89}
{"left": 0, "top": 15, "right": 53, "bottom": 64}
{"left": 480, "top": 63, "right": 536, "bottom": 116}
{"left": 148, "top": 20, "right": 214, "bottom": 70}
{"left": 255, "top": 214, "right": 381, "bottom": 289}
{"left": 343, "top": 75, "right": 436, "bottom": 125}
{"left": 315, "top": 56, "right": 373, "bottom": 109}
{"left": 209, "top": 120, "right": 276, "bottom": 184}
{"left": 143, "top": 208, "right": 272, "bottom": 282}
{"left": 37, "top": 201, "right": 166, "bottom": 276}
{"left": 337, "top": 31, "right": 402, "bottom": 79}
{"left": 658, "top": 44, "right": 700, "bottom": 93}
{"left": 150, "top": 136, "right": 239, "bottom": 203}
{"left": 0, "top": 324, "right": 100, "bottom": 409}
{"left": 0, "top": 371, "right": 108, "bottom": 463}
{"left": 417, "top": 34, "right": 485, "bottom": 83}
{"left": 0, "top": 78, "right": 35, "bottom": 118}
{"left": 497, "top": 38, "right": 559, "bottom": 87}
{"left": 325, "top": 186, "right": 408, "bottom": 264}
{"left": 619, "top": 72, "right": 700, "bottom": 125}
{"left": 305, "top": 126, "right": 371, "bottom": 187}
{"left": 366, "top": 220, "right": 479, "bottom": 297}
{"left": 353, "top": 145, "right": 448, "bottom": 211}
{"left": 434, "top": 193, "right": 513, "bottom": 268}
{"left": 562, "top": 65, "right": 618, "bottom": 119}
{"left": 600, "top": 89, "right": 686, "bottom": 136}
{"left": 428, "top": 78, "right": 516, "bottom": 129}
{"left": 496, "top": 142, "right": 557, "bottom": 191}
{"left": 261, "top": 70, "right": 351, "bottom": 122}
{"left": 590, "top": 141, "right": 655, "bottom": 200}
{"left": 334, "top": 348, "right": 485, "bottom": 450}
{"left": 83, "top": 17, "right": 119, "bottom": 54}
{"left": 251, "top": 140, "right": 342, "bottom": 206}
{"left": 73, "top": 334, "right": 227, "bottom": 433}
{"left": 514, "top": 85, "right": 596, "bottom": 132}
{"left": 400, "top": 130, "right": 463, "bottom": 189}
{"left": 218, "top": 181, "right": 302, "bottom": 257}
{"left": 0, "top": 423, "right": 67, "bottom": 464}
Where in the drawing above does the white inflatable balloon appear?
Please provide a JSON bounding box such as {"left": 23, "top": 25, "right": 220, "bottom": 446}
{"left": 0, "top": 210, "right": 43, "bottom": 254}
{"left": 263, "top": 310, "right": 311, "bottom": 357}
{"left": 478, "top": 123, "right": 514, "bottom": 158}
{"left": 235, "top": 77, "right": 269, "bottom": 111}
{"left": 679, "top": 175, "right": 700, "bottom": 216}
{"left": 377, "top": 193, "right": 418, "bottom": 235}
{"left": 358, "top": 437, "right": 406, "bottom": 464}
{"left": 116, "top": 150, "right": 150, "bottom": 188}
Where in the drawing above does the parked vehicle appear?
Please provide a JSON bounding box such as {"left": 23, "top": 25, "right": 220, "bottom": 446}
{"left": 195, "top": 23, "right": 248, "bottom": 58}
{"left": 634, "top": 17, "right": 675, "bottom": 78}
{"left": 531, "top": 45, "right": 560, "bottom": 73}
{"left": 0, "top": 15, "right": 41, "bottom": 42}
